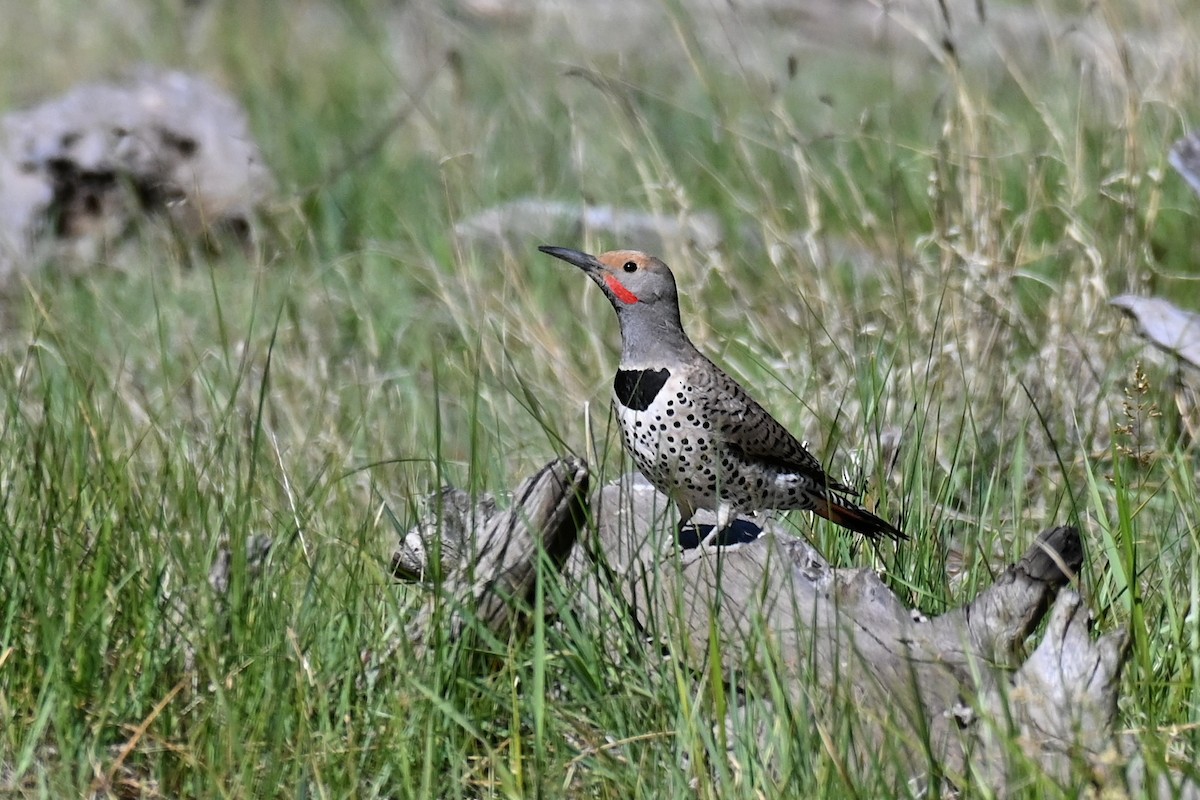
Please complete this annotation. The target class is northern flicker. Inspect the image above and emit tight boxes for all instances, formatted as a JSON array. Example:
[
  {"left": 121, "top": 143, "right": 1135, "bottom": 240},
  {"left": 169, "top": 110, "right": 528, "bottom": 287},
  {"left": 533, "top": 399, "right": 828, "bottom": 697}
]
[{"left": 540, "top": 245, "right": 904, "bottom": 542}]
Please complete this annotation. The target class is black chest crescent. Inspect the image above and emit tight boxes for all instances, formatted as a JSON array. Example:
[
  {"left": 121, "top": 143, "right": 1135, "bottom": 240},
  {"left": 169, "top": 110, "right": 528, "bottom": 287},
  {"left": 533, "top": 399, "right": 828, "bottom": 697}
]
[{"left": 613, "top": 368, "right": 671, "bottom": 411}]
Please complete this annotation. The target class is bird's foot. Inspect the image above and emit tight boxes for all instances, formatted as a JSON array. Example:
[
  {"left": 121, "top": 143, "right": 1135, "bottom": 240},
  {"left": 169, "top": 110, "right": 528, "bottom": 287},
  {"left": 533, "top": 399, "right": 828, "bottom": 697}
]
[
  {"left": 676, "top": 511, "right": 762, "bottom": 550},
  {"left": 715, "top": 503, "right": 735, "bottom": 533},
  {"left": 697, "top": 502, "right": 737, "bottom": 547}
]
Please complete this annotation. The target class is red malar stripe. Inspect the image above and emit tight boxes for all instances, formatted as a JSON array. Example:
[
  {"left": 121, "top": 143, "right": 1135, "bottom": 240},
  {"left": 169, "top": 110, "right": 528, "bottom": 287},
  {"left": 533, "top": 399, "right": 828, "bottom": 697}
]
[{"left": 604, "top": 274, "right": 639, "bottom": 304}]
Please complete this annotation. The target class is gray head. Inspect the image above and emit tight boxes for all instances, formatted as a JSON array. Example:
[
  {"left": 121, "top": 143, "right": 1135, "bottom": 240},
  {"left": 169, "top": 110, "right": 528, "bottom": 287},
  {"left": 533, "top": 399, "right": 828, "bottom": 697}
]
[{"left": 539, "top": 245, "right": 694, "bottom": 365}]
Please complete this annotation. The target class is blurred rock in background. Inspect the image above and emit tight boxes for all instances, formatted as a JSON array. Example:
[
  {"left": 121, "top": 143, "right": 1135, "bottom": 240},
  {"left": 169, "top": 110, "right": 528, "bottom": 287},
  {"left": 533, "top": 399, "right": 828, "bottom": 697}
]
[{"left": 0, "top": 68, "right": 273, "bottom": 277}]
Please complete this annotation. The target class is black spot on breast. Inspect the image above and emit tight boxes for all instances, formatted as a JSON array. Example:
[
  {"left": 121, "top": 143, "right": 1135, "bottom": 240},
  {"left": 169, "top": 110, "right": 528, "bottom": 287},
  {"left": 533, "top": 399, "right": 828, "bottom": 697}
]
[{"left": 614, "top": 368, "right": 670, "bottom": 411}]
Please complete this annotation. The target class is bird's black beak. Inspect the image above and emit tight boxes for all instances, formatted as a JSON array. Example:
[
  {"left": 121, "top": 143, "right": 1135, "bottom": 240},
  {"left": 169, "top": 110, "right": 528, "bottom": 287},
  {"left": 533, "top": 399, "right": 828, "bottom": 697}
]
[{"left": 539, "top": 245, "right": 602, "bottom": 274}]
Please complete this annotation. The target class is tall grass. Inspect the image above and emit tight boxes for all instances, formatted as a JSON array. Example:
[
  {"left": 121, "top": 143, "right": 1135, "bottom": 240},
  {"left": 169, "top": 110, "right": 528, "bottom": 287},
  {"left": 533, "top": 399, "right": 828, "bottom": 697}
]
[{"left": 1, "top": 0, "right": 1199, "bottom": 796}]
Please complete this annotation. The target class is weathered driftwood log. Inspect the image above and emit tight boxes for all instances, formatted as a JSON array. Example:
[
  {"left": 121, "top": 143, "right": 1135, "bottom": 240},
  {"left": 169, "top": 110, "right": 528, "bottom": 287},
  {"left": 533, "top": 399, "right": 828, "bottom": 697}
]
[
  {"left": 572, "top": 472, "right": 1130, "bottom": 791},
  {"left": 395, "top": 458, "right": 587, "bottom": 643},
  {"left": 392, "top": 459, "right": 1173, "bottom": 794}
]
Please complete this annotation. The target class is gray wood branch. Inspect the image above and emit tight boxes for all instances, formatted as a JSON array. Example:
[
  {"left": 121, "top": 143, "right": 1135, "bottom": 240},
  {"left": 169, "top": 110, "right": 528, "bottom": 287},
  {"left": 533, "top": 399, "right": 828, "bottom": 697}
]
[
  {"left": 563, "top": 475, "right": 1111, "bottom": 787},
  {"left": 399, "top": 458, "right": 587, "bottom": 645},
  {"left": 395, "top": 461, "right": 1191, "bottom": 794}
]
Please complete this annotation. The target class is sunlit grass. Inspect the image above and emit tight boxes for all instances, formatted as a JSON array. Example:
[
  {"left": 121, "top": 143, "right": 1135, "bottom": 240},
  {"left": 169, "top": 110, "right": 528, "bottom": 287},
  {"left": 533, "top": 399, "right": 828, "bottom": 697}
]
[{"left": 1, "top": 0, "right": 1199, "bottom": 795}]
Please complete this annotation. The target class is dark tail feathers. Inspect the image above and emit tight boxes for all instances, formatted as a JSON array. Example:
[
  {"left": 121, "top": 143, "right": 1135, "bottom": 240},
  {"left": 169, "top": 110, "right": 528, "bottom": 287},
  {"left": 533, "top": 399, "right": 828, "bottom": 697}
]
[{"left": 812, "top": 493, "right": 906, "bottom": 542}]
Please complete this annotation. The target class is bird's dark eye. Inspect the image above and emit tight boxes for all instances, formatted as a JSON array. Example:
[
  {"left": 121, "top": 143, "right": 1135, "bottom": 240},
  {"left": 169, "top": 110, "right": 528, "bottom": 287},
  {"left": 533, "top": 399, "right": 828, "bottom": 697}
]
[{"left": 623, "top": 261, "right": 638, "bottom": 273}]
